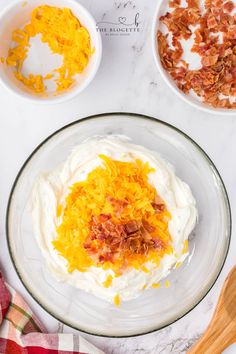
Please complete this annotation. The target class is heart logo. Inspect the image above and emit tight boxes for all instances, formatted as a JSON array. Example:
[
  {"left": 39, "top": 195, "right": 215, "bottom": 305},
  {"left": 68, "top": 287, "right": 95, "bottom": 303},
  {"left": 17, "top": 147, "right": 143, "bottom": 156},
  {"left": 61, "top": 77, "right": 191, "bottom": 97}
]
[{"left": 118, "top": 17, "right": 127, "bottom": 24}]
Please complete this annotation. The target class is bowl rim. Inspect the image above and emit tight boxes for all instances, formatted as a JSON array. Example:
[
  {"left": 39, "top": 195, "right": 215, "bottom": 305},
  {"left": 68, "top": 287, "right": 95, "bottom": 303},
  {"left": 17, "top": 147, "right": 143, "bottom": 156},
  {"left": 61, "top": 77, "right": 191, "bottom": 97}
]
[
  {"left": 0, "top": 0, "right": 102, "bottom": 104},
  {"left": 151, "top": 0, "right": 236, "bottom": 115},
  {"left": 6, "top": 112, "right": 232, "bottom": 338}
]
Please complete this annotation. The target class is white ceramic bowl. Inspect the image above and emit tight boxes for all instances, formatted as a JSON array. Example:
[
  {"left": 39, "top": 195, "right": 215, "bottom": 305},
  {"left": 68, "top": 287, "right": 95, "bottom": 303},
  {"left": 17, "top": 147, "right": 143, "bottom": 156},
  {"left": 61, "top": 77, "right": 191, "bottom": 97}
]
[
  {"left": 152, "top": 0, "right": 236, "bottom": 115},
  {"left": 0, "top": 0, "right": 102, "bottom": 104}
]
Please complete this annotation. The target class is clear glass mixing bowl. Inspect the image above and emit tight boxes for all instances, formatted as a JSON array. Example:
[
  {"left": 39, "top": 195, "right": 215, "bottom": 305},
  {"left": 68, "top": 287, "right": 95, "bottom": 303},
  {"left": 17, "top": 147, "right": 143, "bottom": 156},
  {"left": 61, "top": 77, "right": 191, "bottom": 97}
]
[{"left": 6, "top": 113, "right": 231, "bottom": 337}]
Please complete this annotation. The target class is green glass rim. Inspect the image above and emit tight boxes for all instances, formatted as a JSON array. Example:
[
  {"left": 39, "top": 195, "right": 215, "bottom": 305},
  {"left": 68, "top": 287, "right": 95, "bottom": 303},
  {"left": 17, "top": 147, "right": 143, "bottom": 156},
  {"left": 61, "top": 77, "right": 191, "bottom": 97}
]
[{"left": 6, "top": 112, "right": 232, "bottom": 338}]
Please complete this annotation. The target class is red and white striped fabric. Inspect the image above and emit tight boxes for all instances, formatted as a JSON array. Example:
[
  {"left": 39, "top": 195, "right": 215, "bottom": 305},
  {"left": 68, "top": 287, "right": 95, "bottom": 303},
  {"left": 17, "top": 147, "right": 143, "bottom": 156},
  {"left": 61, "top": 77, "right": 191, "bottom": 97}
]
[{"left": 0, "top": 272, "right": 105, "bottom": 354}]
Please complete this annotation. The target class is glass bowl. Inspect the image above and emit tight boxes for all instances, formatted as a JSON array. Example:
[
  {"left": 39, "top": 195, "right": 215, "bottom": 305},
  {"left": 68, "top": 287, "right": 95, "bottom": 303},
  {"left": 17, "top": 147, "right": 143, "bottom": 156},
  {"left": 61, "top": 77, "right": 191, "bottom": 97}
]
[{"left": 6, "top": 113, "right": 231, "bottom": 337}]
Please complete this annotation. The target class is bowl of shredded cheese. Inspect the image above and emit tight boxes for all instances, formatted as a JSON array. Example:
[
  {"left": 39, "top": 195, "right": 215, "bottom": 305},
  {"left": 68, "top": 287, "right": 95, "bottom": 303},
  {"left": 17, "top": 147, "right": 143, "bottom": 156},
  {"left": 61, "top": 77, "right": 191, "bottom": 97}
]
[{"left": 0, "top": 0, "right": 102, "bottom": 103}]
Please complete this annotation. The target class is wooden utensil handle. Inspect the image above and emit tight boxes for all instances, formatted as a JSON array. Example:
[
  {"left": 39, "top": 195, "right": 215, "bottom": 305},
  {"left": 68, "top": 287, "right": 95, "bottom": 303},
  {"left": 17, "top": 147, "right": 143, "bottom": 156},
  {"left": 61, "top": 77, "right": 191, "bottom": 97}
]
[{"left": 188, "top": 321, "right": 236, "bottom": 354}]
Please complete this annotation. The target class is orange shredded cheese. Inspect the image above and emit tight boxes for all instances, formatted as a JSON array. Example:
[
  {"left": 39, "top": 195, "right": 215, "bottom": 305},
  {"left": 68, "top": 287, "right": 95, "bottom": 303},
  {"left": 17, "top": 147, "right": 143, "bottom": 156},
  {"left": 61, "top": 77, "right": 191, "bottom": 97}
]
[
  {"left": 53, "top": 155, "right": 173, "bottom": 275},
  {"left": 6, "top": 5, "right": 92, "bottom": 93},
  {"left": 114, "top": 294, "right": 121, "bottom": 307},
  {"left": 182, "top": 240, "right": 188, "bottom": 254},
  {"left": 44, "top": 73, "right": 54, "bottom": 80},
  {"left": 56, "top": 204, "right": 63, "bottom": 218},
  {"left": 141, "top": 266, "right": 149, "bottom": 273},
  {"left": 152, "top": 283, "right": 160, "bottom": 288},
  {"left": 15, "top": 72, "right": 45, "bottom": 93},
  {"left": 165, "top": 280, "right": 170, "bottom": 288},
  {"left": 175, "top": 261, "right": 182, "bottom": 269},
  {"left": 103, "top": 275, "right": 113, "bottom": 288},
  {"left": 0, "top": 57, "right": 5, "bottom": 64}
]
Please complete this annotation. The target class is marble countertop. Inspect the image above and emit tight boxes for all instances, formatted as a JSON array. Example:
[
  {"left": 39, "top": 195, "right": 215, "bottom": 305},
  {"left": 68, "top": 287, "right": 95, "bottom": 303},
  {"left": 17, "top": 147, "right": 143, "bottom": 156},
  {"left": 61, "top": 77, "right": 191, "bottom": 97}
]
[{"left": 0, "top": 0, "right": 235, "bottom": 353}]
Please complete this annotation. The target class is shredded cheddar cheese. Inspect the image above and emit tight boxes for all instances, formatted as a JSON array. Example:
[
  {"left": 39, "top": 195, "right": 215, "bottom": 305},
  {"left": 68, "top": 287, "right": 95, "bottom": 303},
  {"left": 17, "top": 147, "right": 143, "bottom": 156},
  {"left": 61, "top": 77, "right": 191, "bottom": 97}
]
[
  {"left": 114, "top": 294, "right": 121, "bottom": 307},
  {"left": 175, "top": 261, "right": 182, "bottom": 269},
  {"left": 15, "top": 72, "right": 45, "bottom": 93},
  {"left": 152, "top": 283, "right": 160, "bottom": 288},
  {"left": 182, "top": 240, "right": 189, "bottom": 254},
  {"left": 53, "top": 155, "right": 173, "bottom": 276},
  {"left": 103, "top": 275, "right": 113, "bottom": 288},
  {"left": 165, "top": 280, "right": 170, "bottom": 288},
  {"left": 6, "top": 5, "right": 92, "bottom": 93},
  {"left": 141, "top": 266, "right": 149, "bottom": 273}
]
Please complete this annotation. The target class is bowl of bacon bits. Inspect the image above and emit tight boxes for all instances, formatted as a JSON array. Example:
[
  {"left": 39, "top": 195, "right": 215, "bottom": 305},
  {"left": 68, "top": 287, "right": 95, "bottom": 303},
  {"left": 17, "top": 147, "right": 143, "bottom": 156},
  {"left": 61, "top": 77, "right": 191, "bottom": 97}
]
[
  {"left": 0, "top": 0, "right": 102, "bottom": 103},
  {"left": 152, "top": 0, "right": 236, "bottom": 113}
]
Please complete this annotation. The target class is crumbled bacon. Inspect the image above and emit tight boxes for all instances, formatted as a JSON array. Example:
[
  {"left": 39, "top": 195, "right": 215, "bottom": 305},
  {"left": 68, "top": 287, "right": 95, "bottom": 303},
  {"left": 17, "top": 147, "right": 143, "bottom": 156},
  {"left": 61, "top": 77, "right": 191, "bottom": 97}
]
[
  {"left": 158, "top": 0, "right": 236, "bottom": 108},
  {"left": 187, "top": 0, "right": 199, "bottom": 8},
  {"left": 106, "top": 196, "right": 129, "bottom": 216},
  {"left": 151, "top": 195, "right": 165, "bottom": 213},
  {"left": 202, "top": 54, "right": 219, "bottom": 66},
  {"left": 125, "top": 220, "right": 139, "bottom": 234},
  {"left": 152, "top": 202, "right": 165, "bottom": 213},
  {"left": 169, "top": 0, "right": 181, "bottom": 8},
  {"left": 223, "top": 1, "right": 234, "bottom": 12},
  {"left": 207, "top": 15, "right": 218, "bottom": 29},
  {"left": 84, "top": 215, "right": 166, "bottom": 266}
]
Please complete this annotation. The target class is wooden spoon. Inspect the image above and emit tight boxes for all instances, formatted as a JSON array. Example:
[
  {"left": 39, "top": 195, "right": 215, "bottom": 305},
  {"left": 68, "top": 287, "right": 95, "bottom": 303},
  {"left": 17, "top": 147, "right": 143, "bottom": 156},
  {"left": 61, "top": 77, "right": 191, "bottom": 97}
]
[{"left": 188, "top": 266, "right": 236, "bottom": 354}]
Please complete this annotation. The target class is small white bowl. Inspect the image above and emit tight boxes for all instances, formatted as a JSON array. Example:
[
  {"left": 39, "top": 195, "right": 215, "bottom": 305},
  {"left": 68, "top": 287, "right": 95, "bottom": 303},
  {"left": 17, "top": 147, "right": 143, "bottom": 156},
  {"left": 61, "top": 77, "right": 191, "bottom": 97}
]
[
  {"left": 0, "top": 0, "right": 102, "bottom": 104},
  {"left": 152, "top": 0, "right": 236, "bottom": 115}
]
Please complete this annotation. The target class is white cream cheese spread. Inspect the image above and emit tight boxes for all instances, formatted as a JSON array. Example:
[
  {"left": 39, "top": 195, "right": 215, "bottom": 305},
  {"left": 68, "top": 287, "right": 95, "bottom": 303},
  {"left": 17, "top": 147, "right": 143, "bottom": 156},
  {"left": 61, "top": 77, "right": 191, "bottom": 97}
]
[{"left": 31, "top": 136, "right": 197, "bottom": 302}]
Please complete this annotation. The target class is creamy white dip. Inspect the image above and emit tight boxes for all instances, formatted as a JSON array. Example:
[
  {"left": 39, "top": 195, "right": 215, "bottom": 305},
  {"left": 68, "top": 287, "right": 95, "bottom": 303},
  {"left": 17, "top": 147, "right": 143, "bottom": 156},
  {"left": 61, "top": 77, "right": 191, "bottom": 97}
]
[{"left": 31, "top": 136, "right": 197, "bottom": 302}]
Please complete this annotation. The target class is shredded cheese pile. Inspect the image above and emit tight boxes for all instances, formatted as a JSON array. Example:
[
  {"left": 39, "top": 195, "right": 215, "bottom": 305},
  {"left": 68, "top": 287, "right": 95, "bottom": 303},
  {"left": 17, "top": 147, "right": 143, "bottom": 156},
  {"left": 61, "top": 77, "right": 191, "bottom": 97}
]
[
  {"left": 5, "top": 5, "right": 92, "bottom": 93},
  {"left": 53, "top": 155, "right": 173, "bottom": 276}
]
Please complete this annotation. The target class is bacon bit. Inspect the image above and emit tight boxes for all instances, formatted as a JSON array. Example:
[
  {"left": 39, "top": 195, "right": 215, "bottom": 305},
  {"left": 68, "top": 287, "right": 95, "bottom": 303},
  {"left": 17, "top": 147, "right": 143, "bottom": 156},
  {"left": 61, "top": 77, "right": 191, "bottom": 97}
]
[
  {"left": 114, "top": 294, "right": 120, "bottom": 307},
  {"left": 215, "top": 0, "right": 224, "bottom": 7},
  {"left": 223, "top": 1, "right": 234, "bottom": 13},
  {"left": 202, "top": 54, "right": 219, "bottom": 66},
  {"left": 169, "top": 0, "right": 181, "bottom": 8},
  {"left": 160, "top": 7, "right": 200, "bottom": 40},
  {"left": 97, "top": 214, "right": 111, "bottom": 223},
  {"left": 187, "top": 0, "right": 199, "bottom": 8},
  {"left": 152, "top": 202, "right": 165, "bottom": 213},
  {"left": 125, "top": 220, "right": 139, "bottom": 234},
  {"left": 205, "top": 0, "right": 212, "bottom": 8},
  {"left": 151, "top": 195, "right": 166, "bottom": 213},
  {"left": 158, "top": 0, "right": 236, "bottom": 108},
  {"left": 142, "top": 219, "right": 156, "bottom": 233},
  {"left": 85, "top": 215, "right": 167, "bottom": 267},
  {"left": 152, "top": 283, "right": 161, "bottom": 288},
  {"left": 194, "top": 29, "right": 203, "bottom": 43},
  {"left": 207, "top": 15, "right": 218, "bottom": 29},
  {"left": 107, "top": 196, "right": 129, "bottom": 216},
  {"left": 180, "top": 59, "right": 189, "bottom": 69}
]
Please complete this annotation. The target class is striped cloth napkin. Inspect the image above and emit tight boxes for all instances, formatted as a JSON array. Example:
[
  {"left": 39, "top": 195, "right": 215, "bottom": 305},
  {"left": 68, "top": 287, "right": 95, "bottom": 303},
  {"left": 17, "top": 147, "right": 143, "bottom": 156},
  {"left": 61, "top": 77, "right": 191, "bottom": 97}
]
[{"left": 0, "top": 272, "right": 105, "bottom": 354}]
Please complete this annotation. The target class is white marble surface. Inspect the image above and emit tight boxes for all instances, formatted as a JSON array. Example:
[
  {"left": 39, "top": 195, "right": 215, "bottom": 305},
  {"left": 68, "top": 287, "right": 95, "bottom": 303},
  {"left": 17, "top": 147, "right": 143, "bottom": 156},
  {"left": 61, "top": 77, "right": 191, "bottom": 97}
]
[{"left": 0, "top": 0, "right": 236, "bottom": 353}]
